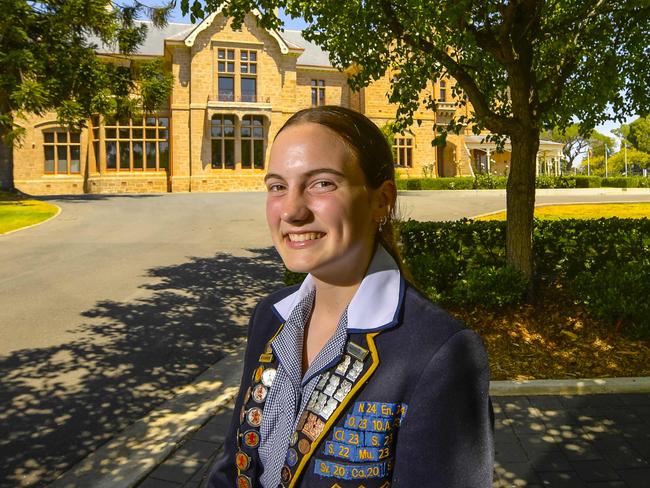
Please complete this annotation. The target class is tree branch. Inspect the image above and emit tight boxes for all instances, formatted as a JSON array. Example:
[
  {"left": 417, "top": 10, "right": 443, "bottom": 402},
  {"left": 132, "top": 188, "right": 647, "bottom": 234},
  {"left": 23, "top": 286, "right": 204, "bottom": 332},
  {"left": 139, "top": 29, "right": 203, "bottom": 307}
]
[{"left": 379, "top": 0, "right": 519, "bottom": 135}]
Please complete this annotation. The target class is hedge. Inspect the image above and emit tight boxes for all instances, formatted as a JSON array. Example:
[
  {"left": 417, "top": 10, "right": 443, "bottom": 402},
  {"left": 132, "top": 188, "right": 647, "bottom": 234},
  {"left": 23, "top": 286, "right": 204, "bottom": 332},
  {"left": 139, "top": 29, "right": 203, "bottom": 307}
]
[
  {"left": 395, "top": 175, "right": 650, "bottom": 190},
  {"left": 400, "top": 218, "right": 650, "bottom": 337}
]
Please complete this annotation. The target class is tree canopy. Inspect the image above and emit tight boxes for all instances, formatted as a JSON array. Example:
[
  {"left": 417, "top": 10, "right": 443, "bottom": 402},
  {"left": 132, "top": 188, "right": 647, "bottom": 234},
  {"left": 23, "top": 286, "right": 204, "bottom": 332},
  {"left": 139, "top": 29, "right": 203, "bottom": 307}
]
[
  {"left": 621, "top": 116, "right": 650, "bottom": 154},
  {"left": 0, "top": 0, "right": 174, "bottom": 189},
  {"left": 581, "top": 148, "right": 650, "bottom": 176},
  {"left": 542, "top": 124, "right": 613, "bottom": 169},
  {"left": 186, "top": 0, "right": 649, "bottom": 285}
]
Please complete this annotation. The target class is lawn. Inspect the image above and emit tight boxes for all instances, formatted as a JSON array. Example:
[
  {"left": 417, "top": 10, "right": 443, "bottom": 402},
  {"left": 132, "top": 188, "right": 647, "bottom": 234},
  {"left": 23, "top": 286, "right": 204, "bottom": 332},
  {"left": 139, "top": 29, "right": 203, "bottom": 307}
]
[
  {"left": 0, "top": 192, "right": 59, "bottom": 234},
  {"left": 478, "top": 202, "right": 650, "bottom": 220}
]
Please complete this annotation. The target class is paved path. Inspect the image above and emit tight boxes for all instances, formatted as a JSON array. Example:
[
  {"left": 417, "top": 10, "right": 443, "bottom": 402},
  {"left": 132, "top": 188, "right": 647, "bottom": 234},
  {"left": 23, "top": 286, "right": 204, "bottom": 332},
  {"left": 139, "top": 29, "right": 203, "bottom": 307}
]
[
  {"left": 136, "top": 393, "right": 650, "bottom": 488},
  {"left": 1, "top": 189, "right": 649, "bottom": 487}
]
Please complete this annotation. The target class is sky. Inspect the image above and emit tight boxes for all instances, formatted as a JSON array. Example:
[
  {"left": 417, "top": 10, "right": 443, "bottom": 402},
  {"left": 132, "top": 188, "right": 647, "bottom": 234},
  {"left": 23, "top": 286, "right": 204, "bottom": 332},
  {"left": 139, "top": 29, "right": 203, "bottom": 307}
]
[{"left": 168, "top": 6, "right": 637, "bottom": 156}]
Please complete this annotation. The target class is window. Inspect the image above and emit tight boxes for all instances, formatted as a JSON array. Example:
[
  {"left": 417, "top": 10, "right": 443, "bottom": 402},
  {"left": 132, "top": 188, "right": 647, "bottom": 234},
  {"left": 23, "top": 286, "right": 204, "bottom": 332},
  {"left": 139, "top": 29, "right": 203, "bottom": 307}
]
[
  {"left": 240, "top": 50, "right": 257, "bottom": 102},
  {"left": 311, "top": 80, "right": 325, "bottom": 106},
  {"left": 216, "top": 47, "right": 259, "bottom": 102},
  {"left": 393, "top": 137, "right": 413, "bottom": 167},
  {"left": 218, "top": 48, "right": 235, "bottom": 101},
  {"left": 438, "top": 80, "right": 447, "bottom": 102},
  {"left": 241, "top": 115, "right": 265, "bottom": 169},
  {"left": 43, "top": 130, "right": 81, "bottom": 174},
  {"left": 211, "top": 114, "right": 235, "bottom": 169},
  {"left": 103, "top": 116, "right": 169, "bottom": 171}
]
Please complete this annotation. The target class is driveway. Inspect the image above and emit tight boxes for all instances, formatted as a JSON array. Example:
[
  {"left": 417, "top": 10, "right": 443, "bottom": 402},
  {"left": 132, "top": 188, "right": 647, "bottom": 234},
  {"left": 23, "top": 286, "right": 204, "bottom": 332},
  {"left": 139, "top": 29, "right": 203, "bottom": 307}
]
[{"left": 1, "top": 189, "right": 649, "bottom": 487}]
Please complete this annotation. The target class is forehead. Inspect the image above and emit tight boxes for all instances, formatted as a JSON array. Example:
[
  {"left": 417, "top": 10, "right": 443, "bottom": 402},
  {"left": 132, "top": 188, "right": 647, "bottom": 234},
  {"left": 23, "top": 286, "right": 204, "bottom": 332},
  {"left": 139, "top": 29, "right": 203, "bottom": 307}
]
[{"left": 268, "top": 122, "right": 361, "bottom": 176}]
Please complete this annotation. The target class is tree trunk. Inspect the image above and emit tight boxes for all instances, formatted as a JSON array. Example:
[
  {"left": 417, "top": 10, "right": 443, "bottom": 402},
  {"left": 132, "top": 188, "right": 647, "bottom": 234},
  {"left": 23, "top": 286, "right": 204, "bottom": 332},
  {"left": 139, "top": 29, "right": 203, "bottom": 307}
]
[
  {"left": 0, "top": 136, "right": 14, "bottom": 192},
  {"left": 506, "top": 129, "right": 540, "bottom": 288}
]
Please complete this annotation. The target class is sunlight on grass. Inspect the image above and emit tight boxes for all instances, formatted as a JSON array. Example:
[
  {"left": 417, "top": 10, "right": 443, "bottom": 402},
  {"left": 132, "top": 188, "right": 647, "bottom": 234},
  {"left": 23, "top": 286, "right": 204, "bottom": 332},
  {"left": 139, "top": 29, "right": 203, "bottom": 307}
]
[
  {"left": 0, "top": 192, "right": 59, "bottom": 234},
  {"left": 478, "top": 202, "right": 650, "bottom": 220}
]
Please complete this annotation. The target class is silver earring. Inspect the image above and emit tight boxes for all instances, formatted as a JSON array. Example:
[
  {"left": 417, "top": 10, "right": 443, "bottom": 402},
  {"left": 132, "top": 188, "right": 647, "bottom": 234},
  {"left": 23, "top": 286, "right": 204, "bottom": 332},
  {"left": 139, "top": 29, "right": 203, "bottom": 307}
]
[{"left": 378, "top": 216, "right": 387, "bottom": 232}]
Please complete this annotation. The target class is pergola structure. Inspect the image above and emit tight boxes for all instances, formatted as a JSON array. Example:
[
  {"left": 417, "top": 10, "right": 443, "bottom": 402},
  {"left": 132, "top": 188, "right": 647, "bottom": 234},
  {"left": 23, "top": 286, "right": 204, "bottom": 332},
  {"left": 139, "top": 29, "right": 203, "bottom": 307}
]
[{"left": 464, "top": 135, "right": 564, "bottom": 176}]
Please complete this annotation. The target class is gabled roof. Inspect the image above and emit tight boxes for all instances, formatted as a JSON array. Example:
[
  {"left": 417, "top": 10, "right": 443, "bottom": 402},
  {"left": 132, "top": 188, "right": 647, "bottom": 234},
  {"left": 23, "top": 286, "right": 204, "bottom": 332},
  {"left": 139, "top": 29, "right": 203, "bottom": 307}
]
[{"left": 90, "top": 14, "right": 333, "bottom": 68}]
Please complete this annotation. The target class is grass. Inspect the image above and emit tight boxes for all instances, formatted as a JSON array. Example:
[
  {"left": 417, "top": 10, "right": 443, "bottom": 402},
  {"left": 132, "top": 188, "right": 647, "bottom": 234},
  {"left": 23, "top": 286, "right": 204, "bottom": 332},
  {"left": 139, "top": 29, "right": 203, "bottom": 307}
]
[
  {"left": 0, "top": 191, "right": 59, "bottom": 234},
  {"left": 478, "top": 202, "right": 650, "bottom": 220}
]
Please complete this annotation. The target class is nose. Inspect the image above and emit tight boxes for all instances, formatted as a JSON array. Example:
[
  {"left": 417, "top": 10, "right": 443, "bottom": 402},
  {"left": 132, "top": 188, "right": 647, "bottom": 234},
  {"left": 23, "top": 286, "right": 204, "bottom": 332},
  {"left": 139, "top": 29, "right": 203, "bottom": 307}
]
[{"left": 281, "top": 188, "right": 311, "bottom": 223}]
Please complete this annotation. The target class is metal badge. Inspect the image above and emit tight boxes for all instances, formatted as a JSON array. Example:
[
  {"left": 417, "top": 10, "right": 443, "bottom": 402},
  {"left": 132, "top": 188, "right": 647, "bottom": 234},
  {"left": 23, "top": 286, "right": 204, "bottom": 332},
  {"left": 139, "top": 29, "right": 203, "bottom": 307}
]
[
  {"left": 236, "top": 474, "right": 252, "bottom": 488},
  {"left": 239, "top": 405, "right": 246, "bottom": 425},
  {"left": 306, "top": 389, "right": 320, "bottom": 412},
  {"left": 261, "top": 367, "right": 277, "bottom": 387},
  {"left": 252, "top": 366, "right": 264, "bottom": 384},
  {"left": 242, "top": 386, "right": 252, "bottom": 405},
  {"left": 246, "top": 407, "right": 263, "bottom": 427},
  {"left": 281, "top": 465, "right": 292, "bottom": 483},
  {"left": 252, "top": 383, "right": 268, "bottom": 403},
  {"left": 320, "top": 397, "right": 339, "bottom": 420},
  {"left": 258, "top": 352, "right": 274, "bottom": 363},
  {"left": 335, "top": 354, "right": 351, "bottom": 375},
  {"left": 235, "top": 450, "right": 251, "bottom": 471},
  {"left": 286, "top": 447, "right": 298, "bottom": 467},
  {"left": 314, "top": 392, "right": 328, "bottom": 414},
  {"left": 346, "top": 341, "right": 369, "bottom": 361},
  {"left": 301, "top": 412, "right": 325, "bottom": 441},
  {"left": 289, "top": 431, "right": 298, "bottom": 446},
  {"left": 316, "top": 371, "right": 330, "bottom": 391},
  {"left": 242, "top": 429, "right": 260, "bottom": 448},
  {"left": 346, "top": 360, "right": 364, "bottom": 382},
  {"left": 333, "top": 379, "right": 353, "bottom": 402},
  {"left": 298, "top": 437, "right": 311, "bottom": 454},
  {"left": 323, "top": 375, "right": 341, "bottom": 397}
]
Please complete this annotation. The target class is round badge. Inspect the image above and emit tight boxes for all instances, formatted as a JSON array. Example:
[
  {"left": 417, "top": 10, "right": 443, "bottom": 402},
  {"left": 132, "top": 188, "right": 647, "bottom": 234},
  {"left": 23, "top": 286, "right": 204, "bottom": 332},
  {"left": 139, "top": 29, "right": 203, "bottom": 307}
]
[
  {"left": 261, "top": 367, "right": 277, "bottom": 387},
  {"left": 286, "top": 447, "right": 298, "bottom": 467},
  {"left": 246, "top": 407, "right": 263, "bottom": 427},
  {"left": 298, "top": 438, "right": 310, "bottom": 454},
  {"left": 235, "top": 450, "right": 250, "bottom": 471},
  {"left": 243, "top": 429, "right": 260, "bottom": 448},
  {"left": 289, "top": 431, "right": 298, "bottom": 446},
  {"left": 252, "top": 383, "right": 268, "bottom": 403},
  {"left": 281, "top": 465, "right": 292, "bottom": 483},
  {"left": 252, "top": 366, "right": 264, "bottom": 383},
  {"left": 243, "top": 386, "right": 252, "bottom": 405},
  {"left": 237, "top": 474, "right": 252, "bottom": 488},
  {"left": 239, "top": 405, "right": 246, "bottom": 425}
]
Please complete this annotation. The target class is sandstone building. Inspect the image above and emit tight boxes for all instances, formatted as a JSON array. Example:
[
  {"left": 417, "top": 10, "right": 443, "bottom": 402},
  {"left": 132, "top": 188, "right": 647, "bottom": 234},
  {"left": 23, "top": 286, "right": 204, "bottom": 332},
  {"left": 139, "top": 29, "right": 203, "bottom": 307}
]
[{"left": 12, "top": 10, "right": 562, "bottom": 195}]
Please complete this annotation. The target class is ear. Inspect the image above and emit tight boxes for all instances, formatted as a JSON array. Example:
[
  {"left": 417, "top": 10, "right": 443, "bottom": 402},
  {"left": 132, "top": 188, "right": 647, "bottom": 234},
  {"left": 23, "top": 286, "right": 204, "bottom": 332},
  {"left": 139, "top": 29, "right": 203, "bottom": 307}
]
[{"left": 373, "top": 180, "right": 397, "bottom": 221}]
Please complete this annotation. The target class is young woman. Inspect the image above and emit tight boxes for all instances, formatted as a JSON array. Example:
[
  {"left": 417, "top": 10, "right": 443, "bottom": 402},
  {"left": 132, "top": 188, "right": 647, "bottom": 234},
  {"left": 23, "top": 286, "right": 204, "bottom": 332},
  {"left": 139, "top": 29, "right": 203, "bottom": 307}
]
[{"left": 208, "top": 106, "right": 494, "bottom": 488}]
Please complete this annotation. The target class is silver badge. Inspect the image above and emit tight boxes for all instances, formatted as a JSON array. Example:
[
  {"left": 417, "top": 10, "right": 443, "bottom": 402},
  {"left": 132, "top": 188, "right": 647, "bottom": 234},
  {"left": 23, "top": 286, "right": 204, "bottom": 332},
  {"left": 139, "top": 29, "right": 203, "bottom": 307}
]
[
  {"left": 314, "top": 392, "right": 328, "bottom": 413},
  {"left": 333, "top": 379, "right": 353, "bottom": 402},
  {"left": 320, "top": 397, "right": 339, "bottom": 420},
  {"left": 261, "top": 368, "right": 277, "bottom": 387},
  {"left": 323, "top": 375, "right": 341, "bottom": 396},
  {"left": 346, "top": 360, "right": 364, "bottom": 382},
  {"left": 306, "top": 389, "right": 320, "bottom": 412},
  {"left": 335, "top": 354, "right": 351, "bottom": 376},
  {"left": 316, "top": 371, "right": 330, "bottom": 391}
]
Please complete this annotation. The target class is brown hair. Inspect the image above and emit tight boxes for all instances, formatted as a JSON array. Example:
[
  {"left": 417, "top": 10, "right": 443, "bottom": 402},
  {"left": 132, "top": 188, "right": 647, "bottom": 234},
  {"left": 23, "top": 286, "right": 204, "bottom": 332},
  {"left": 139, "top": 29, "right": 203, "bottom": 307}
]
[{"left": 276, "top": 106, "right": 404, "bottom": 271}]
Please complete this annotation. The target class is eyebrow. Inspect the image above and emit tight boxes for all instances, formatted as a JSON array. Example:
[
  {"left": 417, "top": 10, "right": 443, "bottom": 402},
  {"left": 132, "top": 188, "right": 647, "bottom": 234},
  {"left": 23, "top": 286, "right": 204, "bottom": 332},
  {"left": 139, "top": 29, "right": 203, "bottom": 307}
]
[{"left": 264, "top": 168, "right": 346, "bottom": 182}]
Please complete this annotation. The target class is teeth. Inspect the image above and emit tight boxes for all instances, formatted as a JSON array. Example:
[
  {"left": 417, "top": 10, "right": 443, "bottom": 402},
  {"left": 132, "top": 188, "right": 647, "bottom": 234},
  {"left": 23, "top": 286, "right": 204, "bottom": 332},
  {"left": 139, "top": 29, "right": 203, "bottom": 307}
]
[{"left": 287, "top": 232, "right": 324, "bottom": 242}]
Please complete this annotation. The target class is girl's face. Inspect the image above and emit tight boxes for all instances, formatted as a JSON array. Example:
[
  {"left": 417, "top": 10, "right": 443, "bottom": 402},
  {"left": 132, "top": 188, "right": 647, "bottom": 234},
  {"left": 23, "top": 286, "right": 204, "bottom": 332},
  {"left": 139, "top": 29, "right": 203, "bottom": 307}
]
[{"left": 265, "top": 122, "right": 388, "bottom": 284}]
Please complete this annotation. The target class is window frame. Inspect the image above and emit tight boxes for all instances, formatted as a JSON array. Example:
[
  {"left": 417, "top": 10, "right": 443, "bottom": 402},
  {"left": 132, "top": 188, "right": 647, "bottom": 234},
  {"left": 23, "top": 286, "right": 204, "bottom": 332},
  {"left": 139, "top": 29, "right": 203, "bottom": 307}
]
[
  {"left": 311, "top": 79, "right": 326, "bottom": 106},
  {"left": 240, "top": 115, "right": 265, "bottom": 170},
  {"left": 43, "top": 129, "right": 81, "bottom": 175},
  {"left": 211, "top": 114, "right": 236, "bottom": 170},
  {"left": 215, "top": 46, "right": 259, "bottom": 103},
  {"left": 393, "top": 136, "right": 414, "bottom": 168},
  {"left": 102, "top": 116, "right": 169, "bottom": 172}
]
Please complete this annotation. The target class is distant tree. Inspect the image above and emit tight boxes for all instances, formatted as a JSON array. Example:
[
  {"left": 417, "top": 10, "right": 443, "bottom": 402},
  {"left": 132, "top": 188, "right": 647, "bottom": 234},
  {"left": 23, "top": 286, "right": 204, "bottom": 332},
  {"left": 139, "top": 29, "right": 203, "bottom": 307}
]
[
  {"left": 625, "top": 116, "right": 650, "bottom": 154},
  {"left": 580, "top": 148, "right": 650, "bottom": 176},
  {"left": 185, "top": 0, "right": 650, "bottom": 287},
  {"left": 589, "top": 132, "right": 615, "bottom": 158},
  {"left": 0, "top": 1, "right": 174, "bottom": 191},
  {"left": 542, "top": 124, "right": 612, "bottom": 169}
]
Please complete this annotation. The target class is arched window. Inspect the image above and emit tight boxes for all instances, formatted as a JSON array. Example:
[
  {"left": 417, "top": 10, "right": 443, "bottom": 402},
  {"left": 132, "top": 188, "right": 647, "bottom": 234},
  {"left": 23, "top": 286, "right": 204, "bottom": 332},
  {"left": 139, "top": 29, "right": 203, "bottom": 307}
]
[
  {"left": 43, "top": 130, "right": 81, "bottom": 174},
  {"left": 211, "top": 114, "right": 236, "bottom": 169},
  {"left": 241, "top": 115, "right": 265, "bottom": 169}
]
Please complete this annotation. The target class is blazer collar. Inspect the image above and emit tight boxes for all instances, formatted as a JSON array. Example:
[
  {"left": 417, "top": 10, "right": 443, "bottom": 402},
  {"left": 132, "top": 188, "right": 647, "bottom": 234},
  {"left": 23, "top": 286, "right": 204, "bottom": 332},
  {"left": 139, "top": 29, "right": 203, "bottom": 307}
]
[{"left": 272, "top": 245, "right": 405, "bottom": 333}]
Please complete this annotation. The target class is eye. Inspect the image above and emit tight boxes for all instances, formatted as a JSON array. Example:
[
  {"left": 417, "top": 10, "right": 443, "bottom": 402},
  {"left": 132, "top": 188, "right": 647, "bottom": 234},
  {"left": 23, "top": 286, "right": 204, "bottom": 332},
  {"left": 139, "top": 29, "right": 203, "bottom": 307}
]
[
  {"left": 310, "top": 180, "right": 336, "bottom": 192},
  {"left": 266, "top": 182, "right": 286, "bottom": 193}
]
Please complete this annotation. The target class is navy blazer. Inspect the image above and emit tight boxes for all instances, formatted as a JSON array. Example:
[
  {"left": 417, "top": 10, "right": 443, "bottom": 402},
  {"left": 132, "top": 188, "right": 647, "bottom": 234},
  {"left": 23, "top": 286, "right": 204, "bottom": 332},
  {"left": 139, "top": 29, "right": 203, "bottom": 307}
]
[{"left": 208, "top": 282, "right": 494, "bottom": 487}]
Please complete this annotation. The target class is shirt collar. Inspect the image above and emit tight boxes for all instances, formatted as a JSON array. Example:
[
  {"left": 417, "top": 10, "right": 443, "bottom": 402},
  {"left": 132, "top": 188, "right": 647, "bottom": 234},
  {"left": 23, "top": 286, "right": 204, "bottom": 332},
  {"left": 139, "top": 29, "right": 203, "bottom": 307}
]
[{"left": 272, "top": 245, "right": 405, "bottom": 333}]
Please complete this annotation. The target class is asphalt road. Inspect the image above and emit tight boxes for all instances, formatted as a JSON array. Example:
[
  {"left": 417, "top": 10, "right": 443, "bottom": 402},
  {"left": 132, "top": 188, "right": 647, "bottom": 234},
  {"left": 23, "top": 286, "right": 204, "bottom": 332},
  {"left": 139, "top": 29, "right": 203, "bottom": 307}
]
[{"left": 1, "top": 189, "right": 649, "bottom": 487}]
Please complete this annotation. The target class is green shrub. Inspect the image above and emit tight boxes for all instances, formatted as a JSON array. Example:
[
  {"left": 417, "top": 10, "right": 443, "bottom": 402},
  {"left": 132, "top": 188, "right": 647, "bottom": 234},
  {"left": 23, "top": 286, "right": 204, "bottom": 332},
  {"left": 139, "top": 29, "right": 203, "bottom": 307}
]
[
  {"left": 639, "top": 177, "right": 650, "bottom": 188},
  {"left": 396, "top": 179, "right": 407, "bottom": 190},
  {"left": 535, "top": 175, "right": 577, "bottom": 189},
  {"left": 284, "top": 269, "right": 306, "bottom": 287},
  {"left": 572, "top": 261, "right": 650, "bottom": 338},
  {"left": 574, "top": 176, "right": 602, "bottom": 188},
  {"left": 602, "top": 177, "right": 640, "bottom": 188},
  {"left": 449, "top": 265, "right": 528, "bottom": 308},
  {"left": 406, "top": 179, "right": 422, "bottom": 190},
  {"left": 473, "top": 174, "right": 507, "bottom": 189}
]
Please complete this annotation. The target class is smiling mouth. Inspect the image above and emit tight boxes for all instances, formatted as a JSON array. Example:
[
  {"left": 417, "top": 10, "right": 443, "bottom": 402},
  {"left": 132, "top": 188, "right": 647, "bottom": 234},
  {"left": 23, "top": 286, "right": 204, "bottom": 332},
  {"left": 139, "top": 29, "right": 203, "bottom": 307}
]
[{"left": 286, "top": 232, "right": 325, "bottom": 242}]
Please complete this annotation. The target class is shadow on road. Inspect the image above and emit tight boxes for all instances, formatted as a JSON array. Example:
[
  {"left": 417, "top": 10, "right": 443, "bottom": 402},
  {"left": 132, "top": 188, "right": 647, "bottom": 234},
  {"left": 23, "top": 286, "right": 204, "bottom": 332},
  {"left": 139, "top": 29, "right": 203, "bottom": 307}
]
[
  {"left": 37, "top": 194, "right": 164, "bottom": 202},
  {"left": 0, "top": 247, "right": 284, "bottom": 488}
]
